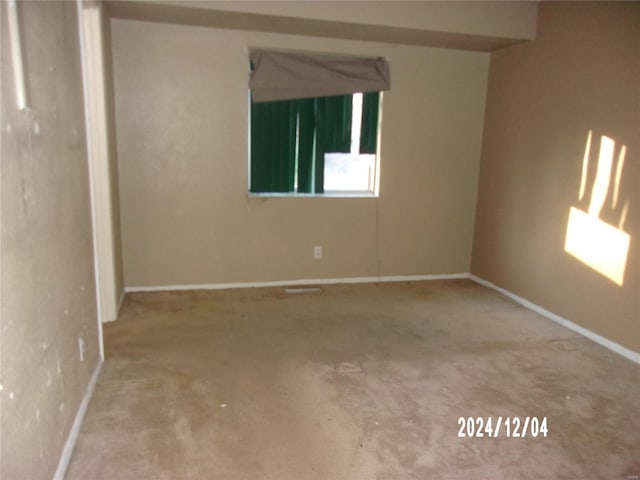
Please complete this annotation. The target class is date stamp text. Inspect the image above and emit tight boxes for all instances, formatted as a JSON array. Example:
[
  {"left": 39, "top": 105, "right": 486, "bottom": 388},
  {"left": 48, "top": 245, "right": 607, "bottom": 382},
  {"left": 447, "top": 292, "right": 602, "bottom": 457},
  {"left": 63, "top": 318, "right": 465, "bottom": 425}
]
[{"left": 457, "top": 416, "right": 548, "bottom": 438}]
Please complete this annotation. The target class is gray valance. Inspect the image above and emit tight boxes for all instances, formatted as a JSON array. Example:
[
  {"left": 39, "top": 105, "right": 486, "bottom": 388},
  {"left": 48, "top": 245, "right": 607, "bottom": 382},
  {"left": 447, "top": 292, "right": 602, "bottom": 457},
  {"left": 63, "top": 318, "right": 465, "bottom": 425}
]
[{"left": 249, "top": 49, "right": 390, "bottom": 103}]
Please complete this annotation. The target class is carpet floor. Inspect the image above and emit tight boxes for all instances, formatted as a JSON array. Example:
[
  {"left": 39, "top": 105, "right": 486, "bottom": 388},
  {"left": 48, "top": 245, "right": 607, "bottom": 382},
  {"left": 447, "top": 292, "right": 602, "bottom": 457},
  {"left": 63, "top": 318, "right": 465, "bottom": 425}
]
[{"left": 65, "top": 279, "right": 640, "bottom": 479}]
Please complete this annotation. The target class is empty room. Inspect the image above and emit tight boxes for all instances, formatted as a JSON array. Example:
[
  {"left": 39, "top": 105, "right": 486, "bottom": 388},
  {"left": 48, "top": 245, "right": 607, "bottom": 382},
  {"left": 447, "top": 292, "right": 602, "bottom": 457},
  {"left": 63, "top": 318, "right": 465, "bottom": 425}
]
[{"left": 1, "top": 1, "right": 638, "bottom": 479}]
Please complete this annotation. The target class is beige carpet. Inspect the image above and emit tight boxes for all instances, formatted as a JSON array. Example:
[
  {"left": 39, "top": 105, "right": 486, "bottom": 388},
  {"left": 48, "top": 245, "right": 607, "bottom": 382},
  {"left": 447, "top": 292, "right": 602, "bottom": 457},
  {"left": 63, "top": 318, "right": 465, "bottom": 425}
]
[{"left": 65, "top": 280, "right": 640, "bottom": 479}]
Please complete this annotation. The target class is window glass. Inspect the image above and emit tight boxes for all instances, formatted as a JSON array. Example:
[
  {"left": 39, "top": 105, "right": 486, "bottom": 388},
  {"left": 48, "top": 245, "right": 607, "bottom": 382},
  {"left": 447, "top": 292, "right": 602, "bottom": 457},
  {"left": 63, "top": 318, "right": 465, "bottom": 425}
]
[{"left": 250, "top": 92, "right": 380, "bottom": 195}]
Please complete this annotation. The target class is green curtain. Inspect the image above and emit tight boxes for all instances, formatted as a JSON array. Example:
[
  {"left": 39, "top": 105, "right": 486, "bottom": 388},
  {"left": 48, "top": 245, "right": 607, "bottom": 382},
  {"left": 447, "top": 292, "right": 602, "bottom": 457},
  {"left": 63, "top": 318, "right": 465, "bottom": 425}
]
[
  {"left": 359, "top": 92, "right": 380, "bottom": 154},
  {"left": 313, "top": 94, "right": 353, "bottom": 193},
  {"left": 294, "top": 98, "right": 316, "bottom": 194},
  {"left": 251, "top": 93, "right": 354, "bottom": 194},
  {"left": 315, "top": 95, "right": 353, "bottom": 153},
  {"left": 250, "top": 98, "right": 297, "bottom": 193}
]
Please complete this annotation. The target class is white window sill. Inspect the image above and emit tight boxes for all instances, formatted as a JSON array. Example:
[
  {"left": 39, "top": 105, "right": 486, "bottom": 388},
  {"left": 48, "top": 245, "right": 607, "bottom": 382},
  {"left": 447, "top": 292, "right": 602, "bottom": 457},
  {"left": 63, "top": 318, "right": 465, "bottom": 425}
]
[{"left": 248, "top": 191, "right": 378, "bottom": 199}]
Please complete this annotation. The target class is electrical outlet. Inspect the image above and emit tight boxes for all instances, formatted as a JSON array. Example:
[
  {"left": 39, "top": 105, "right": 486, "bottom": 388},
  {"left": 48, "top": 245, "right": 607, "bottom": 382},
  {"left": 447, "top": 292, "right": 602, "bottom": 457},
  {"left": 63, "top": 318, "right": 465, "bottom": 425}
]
[
  {"left": 314, "top": 245, "right": 323, "bottom": 260},
  {"left": 78, "top": 337, "right": 85, "bottom": 362}
]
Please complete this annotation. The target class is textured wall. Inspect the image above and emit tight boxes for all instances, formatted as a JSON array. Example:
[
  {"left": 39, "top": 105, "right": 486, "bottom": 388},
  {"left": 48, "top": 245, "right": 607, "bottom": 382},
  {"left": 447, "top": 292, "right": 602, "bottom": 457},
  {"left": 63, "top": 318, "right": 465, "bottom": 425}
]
[
  {"left": 151, "top": 0, "right": 539, "bottom": 41},
  {"left": 1, "top": 2, "right": 100, "bottom": 479},
  {"left": 111, "top": 19, "right": 489, "bottom": 287},
  {"left": 472, "top": 2, "right": 639, "bottom": 352}
]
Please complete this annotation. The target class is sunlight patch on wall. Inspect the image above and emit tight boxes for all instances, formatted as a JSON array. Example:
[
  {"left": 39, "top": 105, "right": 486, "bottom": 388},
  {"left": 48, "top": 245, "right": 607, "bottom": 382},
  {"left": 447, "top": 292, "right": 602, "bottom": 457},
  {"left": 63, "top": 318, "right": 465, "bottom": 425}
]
[{"left": 564, "top": 131, "right": 630, "bottom": 286}]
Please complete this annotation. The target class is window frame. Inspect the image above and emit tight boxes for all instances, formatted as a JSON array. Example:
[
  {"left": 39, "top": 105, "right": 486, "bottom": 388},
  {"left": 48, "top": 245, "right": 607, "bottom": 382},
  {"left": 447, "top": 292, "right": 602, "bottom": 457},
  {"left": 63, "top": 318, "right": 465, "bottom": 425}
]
[{"left": 247, "top": 91, "right": 382, "bottom": 198}]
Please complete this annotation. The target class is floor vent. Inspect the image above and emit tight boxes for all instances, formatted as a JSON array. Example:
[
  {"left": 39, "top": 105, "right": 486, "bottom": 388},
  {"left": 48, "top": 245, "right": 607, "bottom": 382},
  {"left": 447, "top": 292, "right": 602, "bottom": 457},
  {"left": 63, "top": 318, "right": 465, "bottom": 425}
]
[{"left": 284, "top": 287, "right": 322, "bottom": 294}]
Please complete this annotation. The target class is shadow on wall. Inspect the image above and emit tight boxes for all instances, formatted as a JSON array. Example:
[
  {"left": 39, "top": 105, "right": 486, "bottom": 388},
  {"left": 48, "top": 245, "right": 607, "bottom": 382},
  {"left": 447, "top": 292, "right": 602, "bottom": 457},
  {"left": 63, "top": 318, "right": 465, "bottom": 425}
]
[{"left": 564, "top": 130, "right": 630, "bottom": 286}]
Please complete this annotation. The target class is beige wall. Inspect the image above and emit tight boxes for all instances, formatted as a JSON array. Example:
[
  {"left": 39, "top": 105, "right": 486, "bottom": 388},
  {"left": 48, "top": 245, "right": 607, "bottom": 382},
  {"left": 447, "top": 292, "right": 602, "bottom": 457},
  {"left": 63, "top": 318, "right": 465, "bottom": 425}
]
[
  {"left": 112, "top": 19, "right": 489, "bottom": 287},
  {"left": 1, "top": 2, "right": 101, "bottom": 479},
  {"left": 185, "top": 0, "right": 538, "bottom": 39},
  {"left": 126, "top": 0, "right": 538, "bottom": 50},
  {"left": 472, "top": 2, "right": 639, "bottom": 352}
]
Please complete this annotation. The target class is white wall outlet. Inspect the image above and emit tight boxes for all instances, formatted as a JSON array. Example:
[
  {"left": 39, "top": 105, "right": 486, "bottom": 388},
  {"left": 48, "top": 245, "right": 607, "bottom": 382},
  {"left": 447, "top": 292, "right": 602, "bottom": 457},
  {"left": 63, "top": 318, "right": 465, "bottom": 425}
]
[
  {"left": 78, "top": 337, "right": 85, "bottom": 362},
  {"left": 314, "top": 245, "right": 323, "bottom": 260}
]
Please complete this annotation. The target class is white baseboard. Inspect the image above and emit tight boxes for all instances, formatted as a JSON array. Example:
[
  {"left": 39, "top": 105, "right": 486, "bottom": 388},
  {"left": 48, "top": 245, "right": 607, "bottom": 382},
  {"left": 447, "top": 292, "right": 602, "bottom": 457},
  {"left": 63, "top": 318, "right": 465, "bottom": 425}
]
[
  {"left": 124, "top": 273, "right": 471, "bottom": 293},
  {"left": 53, "top": 360, "right": 102, "bottom": 480},
  {"left": 470, "top": 274, "right": 640, "bottom": 365}
]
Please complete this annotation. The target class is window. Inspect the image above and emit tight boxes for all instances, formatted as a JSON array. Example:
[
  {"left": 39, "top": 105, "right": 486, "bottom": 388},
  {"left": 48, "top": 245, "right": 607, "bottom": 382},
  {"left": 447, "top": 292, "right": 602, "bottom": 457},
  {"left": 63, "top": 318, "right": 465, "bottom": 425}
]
[
  {"left": 324, "top": 92, "right": 378, "bottom": 193},
  {"left": 250, "top": 91, "right": 381, "bottom": 195},
  {"left": 247, "top": 48, "right": 390, "bottom": 196}
]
